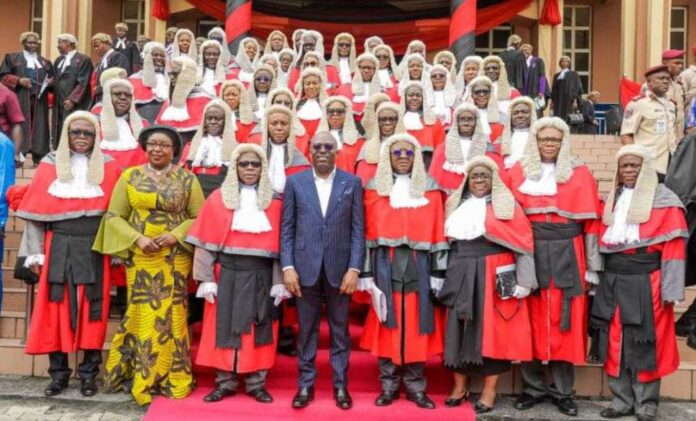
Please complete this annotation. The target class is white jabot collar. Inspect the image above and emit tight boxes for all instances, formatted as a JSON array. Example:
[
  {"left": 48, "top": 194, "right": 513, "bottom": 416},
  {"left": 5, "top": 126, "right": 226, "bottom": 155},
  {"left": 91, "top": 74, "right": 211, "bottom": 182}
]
[
  {"left": 445, "top": 195, "right": 487, "bottom": 240},
  {"left": 403, "top": 111, "right": 423, "bottom": 130},
  {"left": 101, "top": 116, "right": 138, "bottom": 151},
  {"left": 519, "top": 162, "right": 557, "bottom": 196},
  {"left": 389, "top": 174, "right": 429, "bottom": 209},
  {"left": 504, "top": 129, "right": 529, "bottom": 169},
  {"left": 269, "top": 142, "right": 287, "bottom": 193},
  {"left": 231, "top": 185, "right": 272, "bottom": 233},
  {"left": 602, "top": 188, "right": 641, "bottom": 245},
  {"left": 296, "top": 98, "right": 323, "bottom": 120},
  {"left": 48, "top": 153, "right": 104, "bottom": 199}
]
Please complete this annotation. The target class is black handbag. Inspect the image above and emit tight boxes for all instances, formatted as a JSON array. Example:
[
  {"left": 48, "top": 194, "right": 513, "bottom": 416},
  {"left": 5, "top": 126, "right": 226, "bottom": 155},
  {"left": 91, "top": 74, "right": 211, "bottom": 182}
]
[
  {"left": 495, "top": 264, "right": 517, "bottom": 299},
  {"left": 567, "top": 111, "right": 584, "bottom": 126}
]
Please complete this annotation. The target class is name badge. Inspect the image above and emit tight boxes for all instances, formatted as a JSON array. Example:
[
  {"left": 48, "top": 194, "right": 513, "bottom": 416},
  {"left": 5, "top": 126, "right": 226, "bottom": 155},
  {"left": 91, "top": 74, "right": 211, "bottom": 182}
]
[{"left": 656, "top": 118, "right": 667, "bottom": 134}]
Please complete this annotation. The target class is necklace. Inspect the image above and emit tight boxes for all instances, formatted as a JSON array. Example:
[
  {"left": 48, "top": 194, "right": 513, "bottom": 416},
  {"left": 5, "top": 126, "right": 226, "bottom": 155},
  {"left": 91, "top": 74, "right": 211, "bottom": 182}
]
[{"left": 147, "top": 163, "right": 172, "bottom": 177}]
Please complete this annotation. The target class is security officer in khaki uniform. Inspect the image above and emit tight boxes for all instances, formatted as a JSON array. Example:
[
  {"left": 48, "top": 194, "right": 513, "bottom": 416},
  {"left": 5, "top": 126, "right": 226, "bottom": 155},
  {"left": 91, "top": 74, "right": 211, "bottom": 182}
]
[
  {"left": 662, "top": 49, "right": 686, "bottom": 139},
  {"left": 678, "top": 44, "right": 696, "bottom": 110},
  {"left": 621, "top": 65, "right": 676, "bottom": 181}
]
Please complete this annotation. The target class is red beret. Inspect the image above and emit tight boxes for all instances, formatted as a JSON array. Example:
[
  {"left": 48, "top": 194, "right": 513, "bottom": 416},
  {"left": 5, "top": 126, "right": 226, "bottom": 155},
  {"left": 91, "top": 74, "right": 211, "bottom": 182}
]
[
  {"left": 644, "top": 65, "right": 670, "bottom": 78},
  {"left": 662, "top": 49, "right": 685, "bottom": 60}
]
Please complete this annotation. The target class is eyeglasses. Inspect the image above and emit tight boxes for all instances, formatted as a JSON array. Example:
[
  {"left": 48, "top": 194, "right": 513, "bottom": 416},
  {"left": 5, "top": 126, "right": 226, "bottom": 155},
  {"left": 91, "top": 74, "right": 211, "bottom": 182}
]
[
  {"left": 472, "top": 89, "right": 490, "bottom": 96},
  {"left": 375, "top": 54, "right": 389, "bottom": 59},
  {"left": 469, "top": 173, "right": 492, "bottom": 181},
  {"left": 378, "top": 116, "right": 398, "bottom": 124},
  {"left": 146, "top": 142, "right": 174, "bottom": 150},
  {"left": 537, "top": 137, "right": 563, "bottom": 145},
  {"left": 431, "top": 73, "right": 446, "bottom": 80},
  {"left": 112, "top": 91, "right": 133, "bottom": 98},
  {"left": 255, "top": 76, "right": 271, "bottom": 83},
  {"left": 237, "top": 160, "right": 262, "bottom": 168},
  {"left": 327, "top": 108, "right": 346, "bottom": 115},
  {"left": 273, "top": 100, "right": 293, "bottom": 107},
  {"left": 457, "top": 116, "right": 476, "bottom": 124},
  {"left": 68, "top": 129, "right": 96, "bottom": 139},
  {"left": 359, "top": 65, "right": 375, "bottom": 71},
  {"left": 337, "top": 42, "right": 351, "bottom": 48},
  {"left": 312, "top": 143, "right": 335, "bottom": 152},
  {"left": 391, "top": 149, "right": 415, "bottom": 158}
]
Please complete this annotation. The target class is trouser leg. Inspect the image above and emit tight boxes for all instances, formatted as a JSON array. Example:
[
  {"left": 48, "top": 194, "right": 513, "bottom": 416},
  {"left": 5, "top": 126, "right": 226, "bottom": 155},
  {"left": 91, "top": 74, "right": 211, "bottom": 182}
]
[
  {"left": 244, "top": 370, "right": 268, "bottom": 393},
  {"left": 323, "top": 275, "right": 351, "bottom": 389},
  {"left": 546, "top": 360, "right": 575, "bottom": 399},
  {"left": 632, "top": 377, "right": 660, "bottom": 417},
  {"left": 378, "top": 358, "right": 401, "bottom": 392},
  {"left": 520, "top": 360, "right": 548, "bottom": 398},
  {"left": 608, "top": 367, "right": 635, "bottom": 412},
  {"left": 48, "top": 352, "right": 72, "bottom": 383},
  {"left": 401, "top": 362, "right": 426, "bottom": 394},
  {"left": 77, "top": 350, "right": 102, "bottom": 380},
  {"left": 295, "top": 282, "right": 322, "bottom": 388},
  {"left": 215, "top": 370, "right": 239, "bottom": 392}
]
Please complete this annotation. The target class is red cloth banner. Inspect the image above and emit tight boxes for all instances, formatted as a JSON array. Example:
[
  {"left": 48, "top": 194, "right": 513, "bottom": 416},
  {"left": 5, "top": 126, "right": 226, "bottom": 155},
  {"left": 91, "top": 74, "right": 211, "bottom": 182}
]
[
  {"left": 539, "top": 0, "right": 562, "bottom": 26},
  {"left": 449, "top": 0, "right": 477, "bottom": 47},
  {"left": 620, "top": 76, "right": 642, "bottom": 109},
  {"left": 225, "top": 1, "right": 252, "bottom": 43},
  {"left": 152, "top": 0, "right": 170, "bottom": 21}
]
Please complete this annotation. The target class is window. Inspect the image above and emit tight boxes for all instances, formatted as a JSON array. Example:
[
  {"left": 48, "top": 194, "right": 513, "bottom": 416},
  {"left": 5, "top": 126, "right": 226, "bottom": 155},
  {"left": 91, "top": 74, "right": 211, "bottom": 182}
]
[
  {"left": 563, "top": 5, "right": 592, "bottom": 93},
  {"left": 122, "top": 0, "right": 146, "bottom": 36},
  {"left": 475, "top": 24, "right": 513, "bottom": 57},
  {"left": 30, "top": 0, "right": 43, "bottom": 41},
  {"left": 670, "top": 7, "right": 688, "bottom": 50},
  {"left": 198, "top": 18, "right": 223, "bottom": 39}
]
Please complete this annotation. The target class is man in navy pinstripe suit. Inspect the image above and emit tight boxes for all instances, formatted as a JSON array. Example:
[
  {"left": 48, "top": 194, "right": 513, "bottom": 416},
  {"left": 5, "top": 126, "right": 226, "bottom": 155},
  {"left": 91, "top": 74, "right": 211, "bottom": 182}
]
[{"left": 280, "top": 132, "right": 365, "bottom": 410}]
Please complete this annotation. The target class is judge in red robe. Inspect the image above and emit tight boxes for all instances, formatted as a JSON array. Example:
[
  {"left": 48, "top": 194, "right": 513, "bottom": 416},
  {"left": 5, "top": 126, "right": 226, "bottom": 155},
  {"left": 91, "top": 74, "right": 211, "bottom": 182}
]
[
  {"left": 227, "top": 37, "right": 260, "bottom": 86},
  {"left": 294, "top": 67, "right": 327, "bottom": 140},
  {"left": 220, "top": 80, "right": 257, "bottom": 143},
  {"left": 372, "top": 45, "right": 401, "bottom": 104},
  {"left": 591, "top": 145, "right": 687, "bottom": 420},
  {"left": 356, "top": 101, "right": 407, "bottom": 185},
  {"left": 429, "top": 103, "right": 508, "bottom": 191},
  {"left": 498, "top": 96, "right": 537, "bottom": 170},
  {"left": 187, "top": 143, "right": 280, "bottom": 404},
  {"left": 462, "top": 76, "right": 505, "bottom": 142},
  {"left": 314, "top": 95, "right": 364, "bottom": 173},
  {"left": 129, "top": 42, "right": 168, "bottom": 123},
  {"left": 98, "top": 79, "right": 148, "bottom": 169},
  {"left": 180, "top": 99, "right": 238, "bottom": 198},
  {"left": 328, "top": 32, "right": 357, "bottom": 90},
  {"left": 197, "top": 40, "right": 230, "bottom": 99},
  {"left": 400, "top": 81, "right": 446, "bottom": 169},
  {"left": 425, "top": 64, "right": 457, "bottom": 129},
  {"left": 155, "top": 56, "right": 210, "bottom": 145},
  {"left": 509, "top": 117, "right": 602, "bottom": 417},
  {"left": 18, "top": 111, "right": 121, "bottom": 397},
  {"left": 333, "top": 53, "right": 383, "bottom": 117},
  {"left": 288, "top": 31, "right": 340, "bottom": 92},
  {"left": 440, "top": 155, "right": 536, "bottom": 413},
  {"left": 359, "top": 133, "right": 447, "bottom": 409},
  {"left": 480, "top": 56, "right": 522, "bottom": 116}
]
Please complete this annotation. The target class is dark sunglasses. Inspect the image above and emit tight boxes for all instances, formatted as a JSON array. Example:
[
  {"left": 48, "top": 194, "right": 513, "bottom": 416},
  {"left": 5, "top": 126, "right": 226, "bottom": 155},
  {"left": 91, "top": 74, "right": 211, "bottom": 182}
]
[
  {"left": 273, "top": 100, "right": 293, "bottom": 107},
  {"left": 69, "top": 129, "right": 96, "bottom": 139},
  {"left": 391, "top": 149, "right": 415, "bottom": 158},
  {"left": 337, "top": 42, "right": 351, "bottom": 48},
  {"left": 375, "top": 54, "right": 389, "bottom": 59},
  {"left": 112, "top": 91, "right": 133, "bottom": 98},
  {"left": 327, "top": 108, "right": 346, "bottom": 115},
  {"left": 312, "top": 143, "right": 335, "bottom": 152},
  {"left": 431, "top": 73, "right": 446, "bottom": 80},
  {"left": 255, "top": 76, "right": 272, "bottom": 83},
  {"left": 237, "top": 160, "right": 262, "bottom": 168},
  {"left": 472, "top": 89, "right": 490, "bottom": 96}
]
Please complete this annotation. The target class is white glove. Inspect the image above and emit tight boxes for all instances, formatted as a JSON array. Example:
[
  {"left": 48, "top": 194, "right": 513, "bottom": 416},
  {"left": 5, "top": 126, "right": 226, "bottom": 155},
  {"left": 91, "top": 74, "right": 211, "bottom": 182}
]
[
  {"left": 512, "top": 285, "right": 531, "bottom": 299},
  {"left": 23, "top": 254, "right": 45, "bottom": 268},
  {"left": 430, "top": 277, "right": 445, "bottom": 297},
  {"left": 585, "top": 271, "right": 600, "bottom": 285},
  {"left": 110, "top": 256, "right": 123, "bottom": 266},
  {"left": 360, "top": 277, "right": 387, "bottom": 322},
  {"left": 196, "top": 281, "right": 218, "bottom": 304},
  {"left": 270, "top": 284, "right": 292, "bottom": 306}
]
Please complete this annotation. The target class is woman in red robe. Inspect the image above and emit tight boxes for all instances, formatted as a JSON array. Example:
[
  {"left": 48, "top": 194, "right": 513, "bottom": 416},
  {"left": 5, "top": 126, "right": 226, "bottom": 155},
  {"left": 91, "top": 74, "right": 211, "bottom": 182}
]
[
  {"left": 315, "top": 95, "right": 364, "bottom": 173},
  {"left": 508, "top": 117, "right": 602, "bottom": 417},
  {"left": 187, "top": 143, "right": 281, "bottom": 404},
  {"left": 372, "top": 44, "right": 400, "bottom": 103},
  {"left": 355, "top": 101, "right": 407, "bottom": 185},
  {"left": 455, "top": 56, "right": 483, "bottom": 103},
  {"left": 499, "top": 96, "right": 537, "bottom": 170},
  {"left": 358, "top": 133, "right": 447, "bottom": 409},
  {"left": 462, "top": 76, "right": 505, "bottom": 142},
  {"left": 98, "top": 79, "right": 148, "bottom": 169},
  {"left": 247, "top": 64, "right": 277, "bottom": 121},
  {"left": 294, "top": 67, "right": 327, "bottom": 140},
  {"left": 18, "top": 111, "right": 121, "bottom": 397},
  {"left": 333, "top": 53, "right": 382, "bottom": 117},
  {"left": 429, "top": 103, "right": 508, "bottom": 190},
  {"left": 220, "top": 80, "right": 256, "bottom": 142},
  {"left": 480, "top": 55, "right": 521, "bottom": 116},
  {"left": 399, "top": 81, "right": 445, "bottom": 168},
  {"left": 129, "top": 42, "right": 168, "bottom": 123},
  {"left": 439, "top": 155, "right": 535, "bottom": 413},
  {"left": 358, "top": 92, "right": 391, "bottom": 141},
  {"left": 591, "top": 145, "right": 686, "bottom": 420}
]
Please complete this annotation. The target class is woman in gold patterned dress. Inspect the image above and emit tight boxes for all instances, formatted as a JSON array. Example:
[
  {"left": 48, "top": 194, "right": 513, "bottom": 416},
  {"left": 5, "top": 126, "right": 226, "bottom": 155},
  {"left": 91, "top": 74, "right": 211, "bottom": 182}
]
[{"left": 93, "top": 125, "right": 204, "bottom": 406}]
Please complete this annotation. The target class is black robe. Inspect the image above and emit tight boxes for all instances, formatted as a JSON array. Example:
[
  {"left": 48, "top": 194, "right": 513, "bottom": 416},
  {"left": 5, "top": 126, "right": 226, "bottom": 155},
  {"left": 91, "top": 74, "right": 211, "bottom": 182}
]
[
  {"left": 0, "top": 52, "right": 54, "bottom": 163},
  {"left": 498, "top": 48, "right": 525, "bottom": 90},
  {"left": 522, "top": 56, "right": 549, "bottom": 99},
  {"left": 551, "top": 69, "right": 584, "bottom": 122},
  {"left": 112, "top": 37, "right": 141, "bottom": 75},
  {"left": 52, "top": 52, "right": 93, "bottom": 148},
  {"left": 580, "top": 98, "right": 596, "bottom": 135},
  {"left": 93, "top": 50, "right": 130, "bottom": 104}
]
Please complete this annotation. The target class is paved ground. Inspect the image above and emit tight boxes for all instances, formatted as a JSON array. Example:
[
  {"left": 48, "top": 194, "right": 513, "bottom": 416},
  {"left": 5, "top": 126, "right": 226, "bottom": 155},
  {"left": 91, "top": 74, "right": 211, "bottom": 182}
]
[{"left": 0, "top": 375, "right": 695, "bottom": 420}]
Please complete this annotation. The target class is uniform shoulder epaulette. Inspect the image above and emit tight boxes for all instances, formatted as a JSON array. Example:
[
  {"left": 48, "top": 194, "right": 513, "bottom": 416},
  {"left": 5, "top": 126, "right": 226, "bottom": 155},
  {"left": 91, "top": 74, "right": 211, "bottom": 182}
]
[{"left": 631, "top": 93, "right": 647, "bottom": 101}]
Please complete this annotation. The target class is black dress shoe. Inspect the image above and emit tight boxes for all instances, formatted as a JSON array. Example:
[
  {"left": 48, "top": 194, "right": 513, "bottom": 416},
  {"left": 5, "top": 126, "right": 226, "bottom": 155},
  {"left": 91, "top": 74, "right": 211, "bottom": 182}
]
[
  {"left": 248, "top": 387, "right": 273, "bottom": 403},
  {"left": 600, "top": 408, "right": 634, "bottom": 419},
  {"left": 514, "top": 393, "right": 544, "bottom": 410},
  {"left": 291, "top": 387, "right": 314, "bottom": 409},
  {"left": 203, "top": 387, "right": 236, "bottom": 402},
  {"left": 80, "top": 378, "right": 98, "bottom": 397},
  {"left": 444, "top": 390, "right": 469, "bottom": 407},
  {"left": 474, "top": 400, "right": 494, "bottom": 414},
  {"left": 44, "top": 379, "right": 69, "bottom": 397},
  {"left": 406, "top": 392, "right": 436, "bottom": 409},
  {"left": 277, "top": 344, "right": 298, "bottom": 357},
  {"left": 552, "top": 397, "right": 578, "bottom": 416},
  {"left": 334, "top": 387, "right": 353, "bottom": 410},
  {"left": 375, "top": 390, "right": 399, "bottom": 406}
]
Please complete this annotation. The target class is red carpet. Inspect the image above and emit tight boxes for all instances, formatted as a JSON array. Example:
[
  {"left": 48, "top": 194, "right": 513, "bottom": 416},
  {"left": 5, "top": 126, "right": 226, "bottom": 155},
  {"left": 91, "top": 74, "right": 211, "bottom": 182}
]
[{"left": 144, "top": 305, "right": 476, "bottom": 420}]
